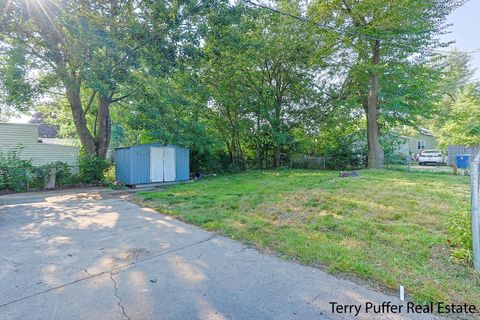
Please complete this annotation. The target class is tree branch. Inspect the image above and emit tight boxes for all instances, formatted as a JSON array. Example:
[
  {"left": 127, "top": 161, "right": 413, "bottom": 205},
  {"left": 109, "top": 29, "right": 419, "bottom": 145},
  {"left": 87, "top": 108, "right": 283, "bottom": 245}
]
[
  {"left": 111, "top": 94, "right": 130, "bottom": 103},
  {"left": 84, "top": 90, "right": 97, "bottom": 114}
]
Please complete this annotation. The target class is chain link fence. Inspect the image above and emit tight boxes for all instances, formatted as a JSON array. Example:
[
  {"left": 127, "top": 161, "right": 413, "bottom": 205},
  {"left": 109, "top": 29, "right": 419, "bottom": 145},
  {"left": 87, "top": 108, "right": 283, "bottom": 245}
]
[{"left": 290, "top": 155, "right": 366, "bottom": 170}]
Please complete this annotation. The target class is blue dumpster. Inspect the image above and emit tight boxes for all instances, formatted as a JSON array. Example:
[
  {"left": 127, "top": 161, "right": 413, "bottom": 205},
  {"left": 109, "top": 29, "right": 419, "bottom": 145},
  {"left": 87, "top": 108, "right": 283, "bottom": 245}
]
[{"left": 455, "top": 154, "right": 470, "bottom": 169}]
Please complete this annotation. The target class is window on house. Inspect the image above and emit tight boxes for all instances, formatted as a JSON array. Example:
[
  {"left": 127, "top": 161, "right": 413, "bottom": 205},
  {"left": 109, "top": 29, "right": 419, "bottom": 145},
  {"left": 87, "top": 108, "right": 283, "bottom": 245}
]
[{"left": 417, "top": 141, "right": 425, "bottom": 150}]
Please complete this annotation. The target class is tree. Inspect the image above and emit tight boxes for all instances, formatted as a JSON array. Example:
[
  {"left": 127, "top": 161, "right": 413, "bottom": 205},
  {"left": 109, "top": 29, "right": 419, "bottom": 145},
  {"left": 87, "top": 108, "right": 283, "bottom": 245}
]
[
  {"left": 429, "top": 50, "right": 476, "bottom": 138},
  {"left": 310, "top": 0, "right": 462, "bottom": 168},
  {"left": 126, "top": 68, "right": 225, "bottom": 171},
  {"left": 0, "top": 0, "right": 212, "bottom": 158},
  {"left": 204, "top": 2, "right": 336, "bottom": 168},
  {"left": 1, "top": 0, "right": 141, "bottom": 157},
  {"left": 438, "top": 50, "right": 476, "bottom": 103},
  {"left": 438, "top": 85, "right": 480, "bottom": 147},
  {"left": 426, "top": 49, "right": 480, "bottom": 148},
  {"left": 0, "top": 45, "right": 37, "bottom": 120}
]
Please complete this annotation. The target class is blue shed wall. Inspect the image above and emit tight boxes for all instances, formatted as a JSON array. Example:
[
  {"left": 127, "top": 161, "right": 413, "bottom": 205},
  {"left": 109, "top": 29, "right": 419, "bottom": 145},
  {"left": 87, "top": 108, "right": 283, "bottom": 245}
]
[
  {"left": 129, "top": 145, "right": 151, "bottom": 184},
  {"left": 115, "top": 148, "right": 131, "bottom": 183},
  {"left": 175, "top": 147, "right": 190, "bottom": 181}
]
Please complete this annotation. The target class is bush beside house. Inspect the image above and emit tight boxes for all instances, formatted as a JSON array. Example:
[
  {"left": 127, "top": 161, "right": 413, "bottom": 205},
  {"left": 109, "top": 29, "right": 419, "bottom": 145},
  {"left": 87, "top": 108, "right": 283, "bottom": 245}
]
[
  {"left": 0, "top": 123, "right": 114, "bottom": 192},
  {"left": 0, "top": 148, "right": 112, "bottom": 193},
  {"left": 0, "top": 149, "right": 31, "bottom": 192}
]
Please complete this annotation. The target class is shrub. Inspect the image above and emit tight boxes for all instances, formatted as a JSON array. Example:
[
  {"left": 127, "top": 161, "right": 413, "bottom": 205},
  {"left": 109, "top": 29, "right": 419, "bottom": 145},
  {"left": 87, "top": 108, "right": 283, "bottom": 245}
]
[
  {"left": 54, "top": 161, "right": 77, "bottom": 186},
  {"left": 448, "top": 201, "right": 473, "bottom": 265},
  {"left": 0, "top": 148, "right": 79, "bottom": 192},
  {"left": 381, "top": 133, "right": 409, "bottom": 166},
  {"left": 78, "top": 151, "right": 111, "bottom": 183},
  {"left": 29, "top": 165, "right": 50, "bottom": 189},
  {"left": 0, "top": 148, "right": 32, "bottom": 192},
  {"left": 29, "top": 162, "right": 77, "bottom": 189},
  {"left": 103, "top": 165, "right": 116, "bottom": 183}
]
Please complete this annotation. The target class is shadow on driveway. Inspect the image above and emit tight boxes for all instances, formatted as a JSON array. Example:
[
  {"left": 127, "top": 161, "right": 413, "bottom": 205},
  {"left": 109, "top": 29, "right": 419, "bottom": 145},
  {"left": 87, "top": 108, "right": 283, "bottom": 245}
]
[{"left": 0, "top": 189, "right": 436, "bottom": 320}]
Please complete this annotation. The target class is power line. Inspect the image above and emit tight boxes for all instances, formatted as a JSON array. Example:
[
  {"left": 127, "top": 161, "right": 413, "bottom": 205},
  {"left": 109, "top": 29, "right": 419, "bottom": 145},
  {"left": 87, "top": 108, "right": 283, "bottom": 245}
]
[{"left": 242, "top": 0, "right": 480, "bottom": 56}]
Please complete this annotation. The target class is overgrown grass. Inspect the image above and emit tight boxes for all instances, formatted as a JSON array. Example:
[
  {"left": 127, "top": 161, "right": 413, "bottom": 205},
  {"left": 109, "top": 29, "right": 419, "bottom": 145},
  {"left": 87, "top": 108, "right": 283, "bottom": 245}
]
[{"left": 137, "top": 169, "right": 480, "bottom": 306}]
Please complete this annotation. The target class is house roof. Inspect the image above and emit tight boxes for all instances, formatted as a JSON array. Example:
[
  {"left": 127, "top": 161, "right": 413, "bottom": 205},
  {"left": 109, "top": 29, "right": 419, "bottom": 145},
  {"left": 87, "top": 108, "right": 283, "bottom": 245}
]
[
  {"left": 398, "top": 128, "right": 435, "bottom": 139},
  {"left": 418, "top": 128, "right": 434, "bottom": 137}
]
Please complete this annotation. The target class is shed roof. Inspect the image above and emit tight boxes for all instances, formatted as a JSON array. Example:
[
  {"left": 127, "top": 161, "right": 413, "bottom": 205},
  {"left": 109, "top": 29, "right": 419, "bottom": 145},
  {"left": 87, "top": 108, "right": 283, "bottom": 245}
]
[{"left": 115, "top": 143, "right": 188, "bottom": 150}]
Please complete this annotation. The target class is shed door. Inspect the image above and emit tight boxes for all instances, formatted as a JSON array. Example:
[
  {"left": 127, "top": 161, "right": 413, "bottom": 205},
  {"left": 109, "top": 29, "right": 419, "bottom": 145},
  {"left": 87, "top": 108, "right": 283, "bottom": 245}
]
[
  {"left": 163, "top": 147, "right": 176, "bottom": 181},
  {"left": 150, "top": 147, "right": 164, "bottom": 182}
]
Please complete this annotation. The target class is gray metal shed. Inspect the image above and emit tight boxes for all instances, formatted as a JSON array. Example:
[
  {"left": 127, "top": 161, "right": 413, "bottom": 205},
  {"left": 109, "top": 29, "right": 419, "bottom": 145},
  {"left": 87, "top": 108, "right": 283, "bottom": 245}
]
[{"left": 115, "top": 143, "right": 189, "bottom": 185}]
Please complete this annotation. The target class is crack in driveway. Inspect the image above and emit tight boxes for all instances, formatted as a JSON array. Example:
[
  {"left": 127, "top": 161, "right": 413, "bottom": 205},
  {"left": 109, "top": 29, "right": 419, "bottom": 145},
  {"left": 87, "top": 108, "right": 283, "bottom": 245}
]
[
  {"left": 0, "top": 236, "right": 215, "bottom": 309},
  {"left": 110, "top": 271, "right": 130, "bottom": 320}
]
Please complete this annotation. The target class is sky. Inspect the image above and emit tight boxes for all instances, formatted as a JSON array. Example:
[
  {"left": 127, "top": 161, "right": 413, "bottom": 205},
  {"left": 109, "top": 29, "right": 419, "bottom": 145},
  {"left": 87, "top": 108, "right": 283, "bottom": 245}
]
[
  {"left": 7, "top": 0, "right": 480, "bottom": 123},
  {"left": 443, "top": 0, "right": 480, "bottom": 79}
]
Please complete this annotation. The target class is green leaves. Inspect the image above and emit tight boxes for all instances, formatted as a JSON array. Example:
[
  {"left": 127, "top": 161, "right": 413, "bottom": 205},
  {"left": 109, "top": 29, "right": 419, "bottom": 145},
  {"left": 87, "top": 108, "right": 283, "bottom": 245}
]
[
  {"left": 308, "top": 0, "right": 459, "bottom": 168},
  {"left": 448, "top": 201, "right": 473, "bottom": 266},
  {"left": 0, "top": 0, "right": 470, "bottom": 169},
  {"left": 201, "top": 3, "right": 341, "bottom": 167},
  {"left": 431, "top": 50, "right": 480, "bottom": 147},
  {"left": 439, "top": 85, "right": 480, "bottom": 147},
  {"left": 0, "top": 46, "right": 38, "bottom": 114},
  {"left": 0, "top": 147, "right": 32, "bottom": 192}
]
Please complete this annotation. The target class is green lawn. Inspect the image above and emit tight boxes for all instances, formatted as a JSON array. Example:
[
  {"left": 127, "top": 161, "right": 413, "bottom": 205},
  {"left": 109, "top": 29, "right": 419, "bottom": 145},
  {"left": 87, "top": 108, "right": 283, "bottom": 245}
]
[{"left": 137, "top": 169, "right": 480, "bottom": 306}]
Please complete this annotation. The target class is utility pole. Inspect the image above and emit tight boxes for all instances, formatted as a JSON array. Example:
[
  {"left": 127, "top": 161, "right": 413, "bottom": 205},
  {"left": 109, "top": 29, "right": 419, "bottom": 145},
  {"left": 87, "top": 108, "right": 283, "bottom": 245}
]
[{"left": 470, "top": 151, "right": 480, "bottom": 271}]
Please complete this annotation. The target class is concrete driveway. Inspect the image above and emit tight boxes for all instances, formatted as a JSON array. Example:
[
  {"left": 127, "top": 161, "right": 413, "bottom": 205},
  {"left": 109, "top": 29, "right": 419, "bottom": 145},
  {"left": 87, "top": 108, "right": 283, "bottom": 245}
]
[{"left": 0, "top": 189, "right": 436, "bottom": 320}]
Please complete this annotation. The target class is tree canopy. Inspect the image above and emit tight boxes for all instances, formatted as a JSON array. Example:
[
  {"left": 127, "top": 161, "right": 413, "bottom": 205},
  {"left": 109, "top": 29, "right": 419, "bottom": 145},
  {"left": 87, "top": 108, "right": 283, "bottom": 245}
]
[
  {"left": 431, "top": 50, "right": 480, "bottom": 147},
  {"left": 0, "top": 0, "right": 469, "bottom": 170},
  {"left": 309, "top": 0, "right": 462, "bottom": 168}
]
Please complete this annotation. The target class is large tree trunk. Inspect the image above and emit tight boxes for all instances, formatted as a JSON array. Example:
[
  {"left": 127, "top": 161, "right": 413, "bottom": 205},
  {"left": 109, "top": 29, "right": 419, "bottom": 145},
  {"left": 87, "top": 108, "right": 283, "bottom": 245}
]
[
  {"left": 224, "top": 106, "right": 246, "bottom": 170},
  {"left": 273, "top": 145, "right": 281, "bottom": 168},
  {"left": 367, "top": 40, "right": 384, "bottom": 169},
  {"left": 64, "top": 80, "right": 97, "bottom": 156},
  {"left": 234, "top": 139, "right": 246, "bottom": 171},
  {"left": 272, "top": 101, "right": 282, "bottom": 168},
  {"left": 96, "top": 95, "right": 111, "bottom": 159},
  {"left": 255, "top": 111, "right": 261, "bottom": 170}
]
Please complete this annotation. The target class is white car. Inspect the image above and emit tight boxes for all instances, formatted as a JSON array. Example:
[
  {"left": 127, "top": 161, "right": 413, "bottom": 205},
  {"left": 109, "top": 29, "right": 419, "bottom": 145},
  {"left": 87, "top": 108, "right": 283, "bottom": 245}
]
[{"left": 418, "top": 150, "right": 445, "bottom": 165}]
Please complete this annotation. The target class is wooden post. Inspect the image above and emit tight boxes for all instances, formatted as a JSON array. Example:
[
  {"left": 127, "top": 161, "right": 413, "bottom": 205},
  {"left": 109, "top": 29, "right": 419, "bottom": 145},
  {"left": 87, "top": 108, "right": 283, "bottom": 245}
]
[{"left": 45, "top": 167, "right": 56, "bottom": 189}]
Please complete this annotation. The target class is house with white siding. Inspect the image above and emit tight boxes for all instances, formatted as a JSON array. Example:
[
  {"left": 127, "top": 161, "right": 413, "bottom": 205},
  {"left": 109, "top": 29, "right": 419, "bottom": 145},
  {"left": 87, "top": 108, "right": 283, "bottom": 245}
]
[
  {"left": 397, "top": 129, "right": 440, "bottom": 159},
  {"left": 0, "top": 123, "right": 79, "bottom": 168}
]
